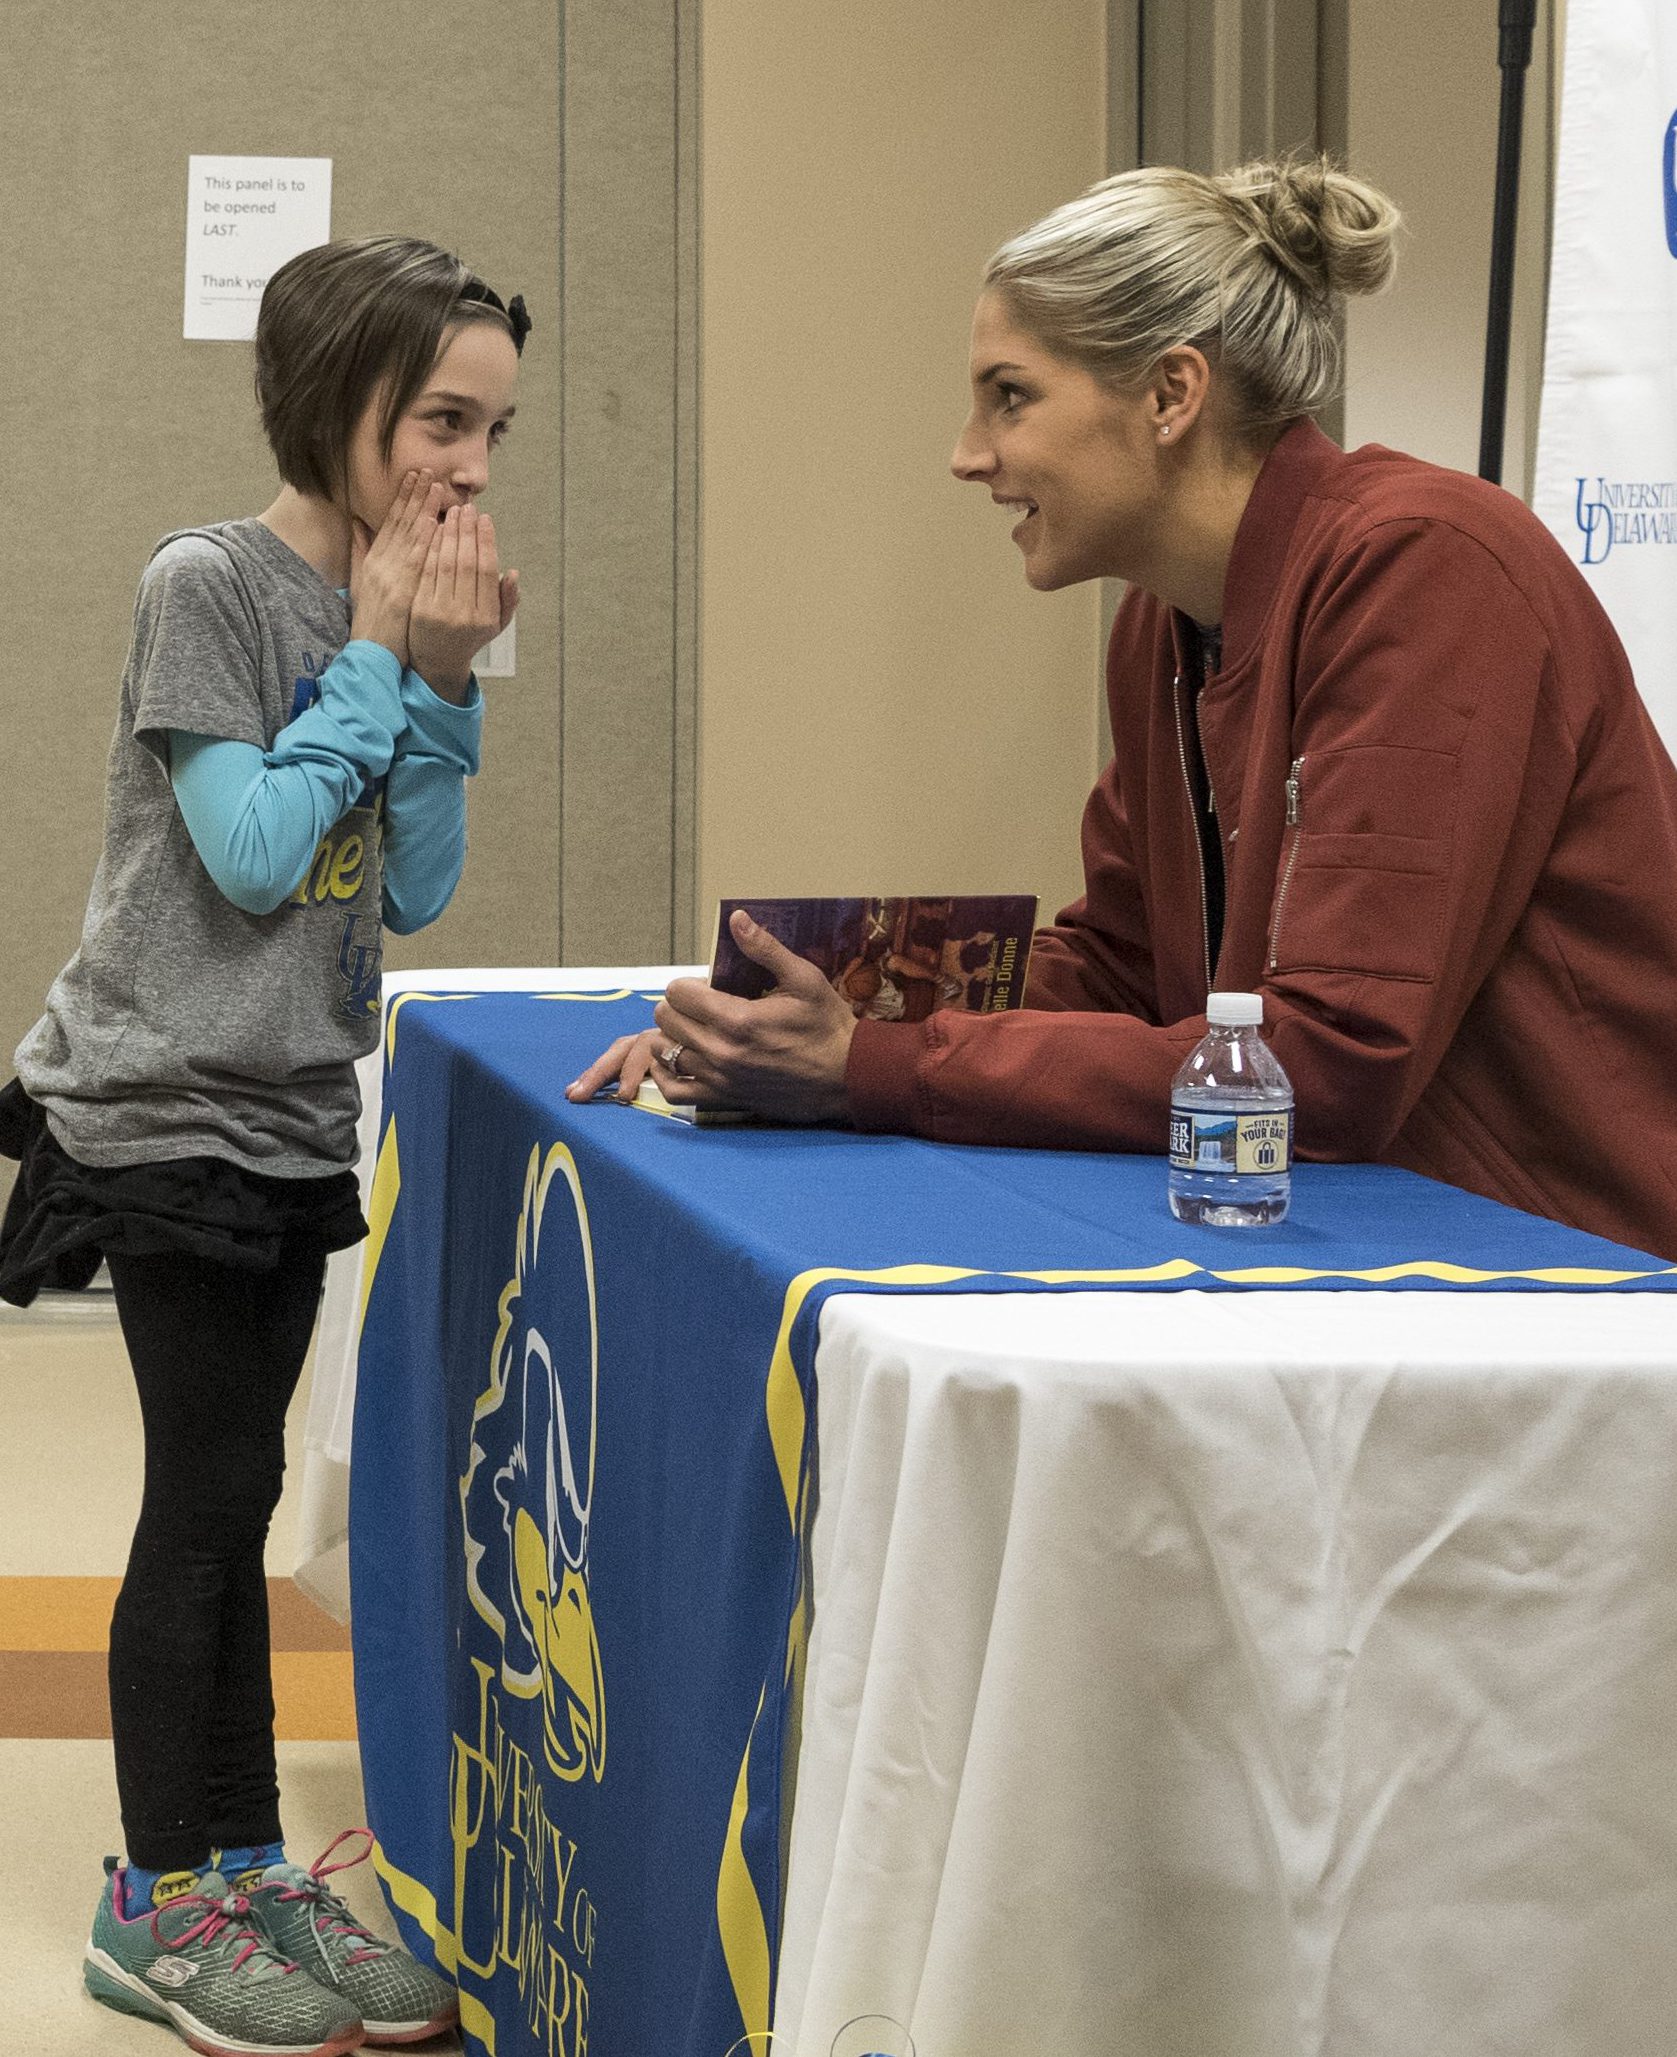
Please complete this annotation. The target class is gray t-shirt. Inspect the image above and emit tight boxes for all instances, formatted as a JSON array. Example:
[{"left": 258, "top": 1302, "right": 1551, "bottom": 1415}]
[{"left": 17, "top": 520, "right": 384, "bottom": 1175}]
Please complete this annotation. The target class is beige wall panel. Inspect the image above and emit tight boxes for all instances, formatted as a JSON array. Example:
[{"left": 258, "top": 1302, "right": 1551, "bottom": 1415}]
[
  {"left": 1342, "top": 0, "right": 1554, "bottom": 494},
  {"left": 0, "top": 0, "right": 561, "bottom": 1076},
  {"left": 698, "top": 0, "right": 1108, "bottom": 930},
  {"left": 558, "top": 0, "right": 700, "bottom": 962}
]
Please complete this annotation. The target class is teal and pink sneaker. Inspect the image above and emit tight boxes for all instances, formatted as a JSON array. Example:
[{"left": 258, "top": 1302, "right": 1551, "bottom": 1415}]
[
  {"left": 243, "top": 1832, "right": 457, "bottom": 2048},
  {"left": 85, "top": 1856, "right": 364, "bottom": 2055}
]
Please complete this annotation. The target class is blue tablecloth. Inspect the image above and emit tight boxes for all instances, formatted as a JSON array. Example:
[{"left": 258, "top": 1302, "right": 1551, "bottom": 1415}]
[{"left": 350, "top": 992, "right": 1674, "bottom": 2057}]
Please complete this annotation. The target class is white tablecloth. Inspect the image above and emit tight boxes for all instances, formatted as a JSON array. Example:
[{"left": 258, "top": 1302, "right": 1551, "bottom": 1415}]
[
  {"left": 775, "top": 1287, "right": 1677, "bottom": 2057},
  {"left": 302, "top": 969, "right": 1677, "bottom": 2055}
]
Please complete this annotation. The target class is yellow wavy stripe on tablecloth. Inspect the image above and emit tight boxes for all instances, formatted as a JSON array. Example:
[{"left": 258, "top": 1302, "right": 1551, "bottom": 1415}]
[
  {"left": 357, "top": 1121, "right": 402, "bottom": 1337},
  {"left": 717, "top": 1684, "right": 773, "bottom": 2043},
  {"left": 372, "top": 1842, "right": 464, "bottom": 1968},
  {"left": 371, "top": 1843, "right": 495, "bottom": 2049},
  {"left": 764, "top": 1264, "right": 989, "bottom": 1530},
  {"left": 1189, "top": 1259, "right": 1677, "bottom": 1284},
  {"left": 1000, "top": 1259, "right": 1677, "bottom": 1285},
  {"left": 384, "top": 990, "right": 479, "bottom": 1067},
  {"left": 764, "top": 1256, "right": 1674, "bottom": 1520}
]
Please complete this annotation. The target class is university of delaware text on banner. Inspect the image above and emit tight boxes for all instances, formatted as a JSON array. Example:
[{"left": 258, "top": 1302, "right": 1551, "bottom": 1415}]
[{"left": 1533, "top": 0, "right": 1677, "bottom": 757}]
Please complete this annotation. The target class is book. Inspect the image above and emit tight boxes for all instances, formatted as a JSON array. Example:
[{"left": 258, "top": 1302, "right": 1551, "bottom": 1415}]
[
  {"left": 633, "top": 893, "right": 1038, "bottom": 1124},
  {"left": 710, "top": 895, "right": 1038, "bottom": 1021}
]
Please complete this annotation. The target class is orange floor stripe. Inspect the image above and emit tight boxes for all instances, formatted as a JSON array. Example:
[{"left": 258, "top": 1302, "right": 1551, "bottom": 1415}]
[
  {"left": 0, "top": 1649, "right": 357, "bottom": 1741},
  {"left": 0, "top": 1652, "right": 110, "bottom": 1738},
  {"left": 273, "top": 1652, "right": 358, "bottom": 1741},
  {"left": 269, "top": 1582, "right": 354, "bottom": 1652},
  {"left": 0, "top": 1576, "right": 351, "bottom": 1653},
  {"left": 0, "top": 1575, "right": 119, "bottom": 1652},
  {"left": 0, "top": 1576, "right": 357, "bottom": 1741}
]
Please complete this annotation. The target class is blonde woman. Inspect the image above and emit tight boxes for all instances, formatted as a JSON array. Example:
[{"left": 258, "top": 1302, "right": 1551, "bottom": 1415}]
[{"left": 573, "top": 157, "right": 1677, "bottom": 1262}]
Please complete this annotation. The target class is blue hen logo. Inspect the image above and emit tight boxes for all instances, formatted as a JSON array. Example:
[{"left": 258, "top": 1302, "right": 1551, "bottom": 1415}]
[{"left": 459, "top": 1142, "right": 606, "bottom": 1783}]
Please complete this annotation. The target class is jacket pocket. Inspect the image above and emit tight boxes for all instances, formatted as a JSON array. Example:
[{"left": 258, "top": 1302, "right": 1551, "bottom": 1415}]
[
  {"left": 1268, "top": 746, "right": 1455, "bottom": 982},
  {"left": 1270, "top": 832, "right": 1448, "bottom": 980}
]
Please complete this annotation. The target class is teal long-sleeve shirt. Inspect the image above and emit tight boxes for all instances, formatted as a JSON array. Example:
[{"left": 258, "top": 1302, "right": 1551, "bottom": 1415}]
[{"left": 168, "top": 639, "right": 482, "bottom": 934}]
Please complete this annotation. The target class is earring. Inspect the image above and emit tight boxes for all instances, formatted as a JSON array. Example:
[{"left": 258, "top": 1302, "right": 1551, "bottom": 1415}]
[{"left": 1159, "top": 425, "right": 1172, "bottom": 440}]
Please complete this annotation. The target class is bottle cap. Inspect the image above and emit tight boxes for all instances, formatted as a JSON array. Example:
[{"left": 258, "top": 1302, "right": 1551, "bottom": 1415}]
[{"left": 1206, "top": 991, "right": 1263, "bottom": 1027}]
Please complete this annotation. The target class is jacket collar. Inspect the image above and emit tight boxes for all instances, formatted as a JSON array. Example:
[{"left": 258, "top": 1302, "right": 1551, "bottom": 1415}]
[{"left": 1185, "top": 417, "right": 1346, "bottom": 676}]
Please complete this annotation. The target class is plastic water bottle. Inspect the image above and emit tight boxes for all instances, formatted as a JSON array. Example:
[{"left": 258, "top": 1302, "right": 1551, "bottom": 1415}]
[{"left": 1168, "top": 992, "right": 1293, "bottom": 1226}]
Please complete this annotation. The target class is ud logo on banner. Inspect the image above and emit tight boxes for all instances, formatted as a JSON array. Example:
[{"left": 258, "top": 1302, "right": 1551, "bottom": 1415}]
[
  {"left": 1571, "top": 474, "right": 1677, "bottom": 565},
  {"left": 1537, "top": 20, "right": 1677, "bottom": 752},
  {"left": 1566, "top": 111, "right": 1677, "bottom": 567},
  {"left": 451, "top": 1142, "right": 606, "bottom": 2054}
]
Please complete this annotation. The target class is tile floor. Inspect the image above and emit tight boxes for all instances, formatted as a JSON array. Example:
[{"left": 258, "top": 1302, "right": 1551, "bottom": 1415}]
[{"left": 0, "top": 1285, "right": 462, "bottom": 2055}]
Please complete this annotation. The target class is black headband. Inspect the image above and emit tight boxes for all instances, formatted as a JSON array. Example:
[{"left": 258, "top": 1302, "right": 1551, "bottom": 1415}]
[{"left": 459, "top": 278, "right": 532, "bottom": 354}]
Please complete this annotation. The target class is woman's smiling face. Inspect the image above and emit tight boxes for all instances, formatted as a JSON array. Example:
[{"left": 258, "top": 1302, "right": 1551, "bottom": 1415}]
[{"left": 950, "top": 289, "right": 1161, "bottom": 592}]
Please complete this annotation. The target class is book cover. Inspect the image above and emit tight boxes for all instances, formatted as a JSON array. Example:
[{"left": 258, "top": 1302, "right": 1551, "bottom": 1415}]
[{"left": 712, "top": 895, "right": 1038, "bottom": 1021}]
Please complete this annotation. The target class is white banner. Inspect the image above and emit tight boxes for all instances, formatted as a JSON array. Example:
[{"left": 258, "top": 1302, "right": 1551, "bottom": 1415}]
[{"left": 1533, "top": 0, "right": 1677, "bottom": 757}]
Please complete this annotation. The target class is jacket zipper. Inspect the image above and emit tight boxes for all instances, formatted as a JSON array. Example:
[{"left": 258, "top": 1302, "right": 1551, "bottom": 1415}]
[
  {"left": 1268, "top": 754, "right": 1306, "bottom": 971},
  {"left": 1172, "top": 671, "right": 1213, "bottom": 990}
]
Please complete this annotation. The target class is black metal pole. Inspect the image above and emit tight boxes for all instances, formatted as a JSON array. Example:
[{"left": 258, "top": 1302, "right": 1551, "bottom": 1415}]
[{"left": 1479, "top": 0, "right": 1540, "bottom": 484}]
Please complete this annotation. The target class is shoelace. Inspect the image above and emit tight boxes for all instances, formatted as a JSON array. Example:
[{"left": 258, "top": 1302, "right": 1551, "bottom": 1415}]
[
  {"left": 155, "top": 1891, "right": 297, "bottom": 1978},
  {"left": 275, "top": 1828, "right": 388, "bottom": 1967}
]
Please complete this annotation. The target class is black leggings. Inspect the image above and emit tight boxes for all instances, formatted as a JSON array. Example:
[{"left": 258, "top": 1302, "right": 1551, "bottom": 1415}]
[{"left": 105, "top": 1240, "right": 325, "bottom": 1871}]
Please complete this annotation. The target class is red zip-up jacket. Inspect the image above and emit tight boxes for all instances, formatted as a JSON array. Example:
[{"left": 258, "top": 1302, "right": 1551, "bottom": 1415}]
[{"left": 848, "top": 420, "right": 1677, "bottom": 1260}]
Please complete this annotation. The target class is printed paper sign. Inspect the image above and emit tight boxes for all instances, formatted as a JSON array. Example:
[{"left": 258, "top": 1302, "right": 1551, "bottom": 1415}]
[{"left": 183, "top": 155, "right": 332, "bottom": 341}]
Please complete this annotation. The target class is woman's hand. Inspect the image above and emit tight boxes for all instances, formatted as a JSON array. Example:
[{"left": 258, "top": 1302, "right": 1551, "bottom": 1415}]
[
  {"left": 349, "top": 471, "right": 446, "bottom": 666},
  {"left": 408, "top": 504, "right": 519, "bottom": 705},
  {"left": 564, "top": 1027, "right": 666, "bottom": 1106},
  {"left": 564, "top": 911, "right": 859, "bottom": 1122}
]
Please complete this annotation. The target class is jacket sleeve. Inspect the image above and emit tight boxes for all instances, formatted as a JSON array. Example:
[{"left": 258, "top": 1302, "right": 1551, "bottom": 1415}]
[
  {"left": 848, "top": 516, "right": 1570, "bottom": 1155},
  {"left": 1023, "top": 746, "right": 1162, "bottom": 1019},
  {"left": 381, "top": 670, "right": 484, "bottom": 935},
  {"left": 1251, "top": 517, "right": 1572, "bottom": 1162}
]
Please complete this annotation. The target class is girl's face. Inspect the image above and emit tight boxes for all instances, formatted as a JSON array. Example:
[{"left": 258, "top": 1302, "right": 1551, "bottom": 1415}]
[
  {"left": 346, "top": 319, "right": 520, "bottom": 531},
  {"left": 950, "top": 289, "right": 1161, "bottom": 591}
]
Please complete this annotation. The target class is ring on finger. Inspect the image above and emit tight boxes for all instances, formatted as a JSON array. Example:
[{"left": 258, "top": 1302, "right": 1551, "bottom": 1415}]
[{"left": 661, "top": 1044, "right": 689, "bottom": 1079}]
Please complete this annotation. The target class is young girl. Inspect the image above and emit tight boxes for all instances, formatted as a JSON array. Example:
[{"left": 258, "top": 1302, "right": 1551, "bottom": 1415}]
[{"left": 0, "top": 234, "right": 527, "bottom": 2054}]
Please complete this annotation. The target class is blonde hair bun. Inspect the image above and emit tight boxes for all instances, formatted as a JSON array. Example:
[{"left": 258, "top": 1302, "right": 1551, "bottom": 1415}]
[
  {"left": 984, "top": 155, "right": 1403, "bottom": 433},
  {"left": 1218, "top": 155, "right": 1400, "bottom": 301}
]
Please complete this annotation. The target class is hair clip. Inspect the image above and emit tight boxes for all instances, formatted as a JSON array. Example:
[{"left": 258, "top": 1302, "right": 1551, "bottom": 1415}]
[{"left": 460, "top": 277, "right": 533, "bottom": 354}]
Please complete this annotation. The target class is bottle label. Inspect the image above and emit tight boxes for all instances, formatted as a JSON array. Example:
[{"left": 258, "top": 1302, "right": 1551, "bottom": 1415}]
[{"left": 1169, "top": 1107, "right": 1293, "bottom": 1174}]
